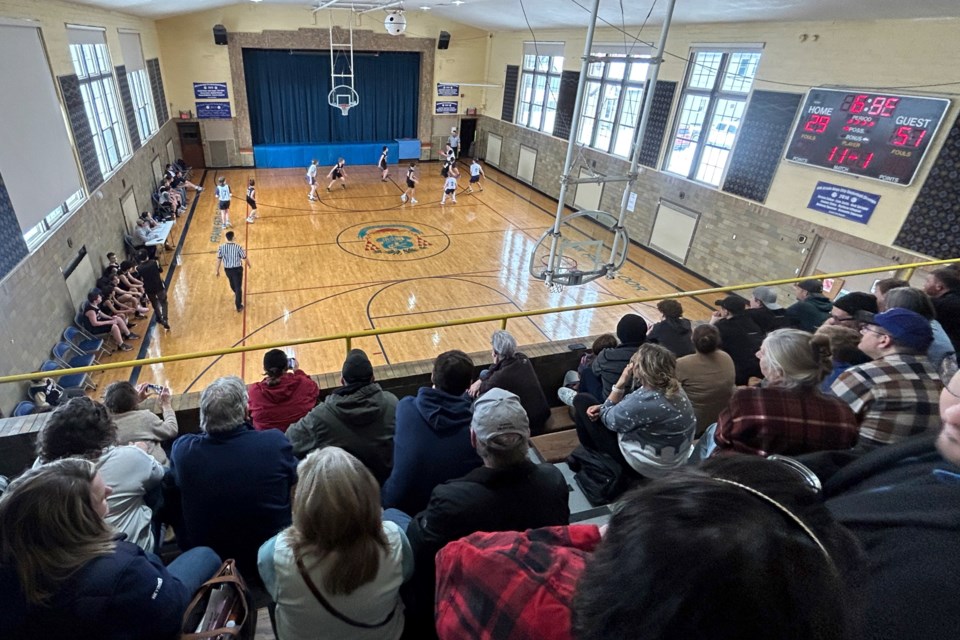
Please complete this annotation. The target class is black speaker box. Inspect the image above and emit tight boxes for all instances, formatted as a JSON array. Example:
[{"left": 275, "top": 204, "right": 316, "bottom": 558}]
[
  {"left": 213, "top": 24, "right": 228, "bottom": 46},
  {"left": 438, "top": 31, "right": 451, "bottom": 50}
]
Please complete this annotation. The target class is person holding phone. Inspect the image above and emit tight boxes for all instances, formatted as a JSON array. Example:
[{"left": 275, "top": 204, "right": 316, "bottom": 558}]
[
  {"left": 248, "top": 349, "right": 319, "bottom": 433},
  {"left": 103, "top": 381, "right": 178, "bottom": 466}
]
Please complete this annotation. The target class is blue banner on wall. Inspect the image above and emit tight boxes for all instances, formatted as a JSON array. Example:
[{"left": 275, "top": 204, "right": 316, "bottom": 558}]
[
  {"left": 193, "top": 83, "right": 228, "bottom": 99},
  {"left": 435, "top": 101, "right": 458, "bottom": 114},
  {"left": 437, "top": 83, "right": 459, "bottom": 97},
  {"left": 196, "top": 102, "right": 232, "bottom": 119},
  {"left": 807, "top": 181, "right": 880, "bottom": 225}
]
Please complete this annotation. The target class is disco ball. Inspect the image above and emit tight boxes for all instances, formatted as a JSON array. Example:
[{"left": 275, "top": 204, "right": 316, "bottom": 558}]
[{"left": 385, "top": 11, "right": 406, "bottom": 36}]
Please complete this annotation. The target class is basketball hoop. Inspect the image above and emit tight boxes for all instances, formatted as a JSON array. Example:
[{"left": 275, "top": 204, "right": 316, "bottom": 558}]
[
  {"left": 328, "top": 85, "right": 359, "bottom": 117},
  {"left": 338, "top": 104, "right": 351, "bottom": 117}
]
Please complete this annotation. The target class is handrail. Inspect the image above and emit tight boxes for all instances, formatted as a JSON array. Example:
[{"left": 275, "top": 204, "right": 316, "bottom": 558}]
[{"left": 1, "top": 257, "right": 955, "bottom": 385}]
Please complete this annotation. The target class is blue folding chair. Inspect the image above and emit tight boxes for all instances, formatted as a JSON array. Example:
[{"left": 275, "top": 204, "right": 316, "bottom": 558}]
[
  {"left": 63, "top": 326, "right": 109, "bottom": 361},
  {"left": 52, "top": 341, "right": 97, "bottom": 369},
  {"left": 13, "top": 401, "right": 36, "bottom": 416},
  {"left": 40, "top": 360, "right": 94, "bottom": 392}
]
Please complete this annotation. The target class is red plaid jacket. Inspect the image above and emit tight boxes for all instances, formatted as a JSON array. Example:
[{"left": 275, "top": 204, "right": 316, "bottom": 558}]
[
  {"left": 714, "top": 386, "right": 859, "bottom": 457},
  {"left": 435, "top": 525, "right": 602, "bottom": 640}
]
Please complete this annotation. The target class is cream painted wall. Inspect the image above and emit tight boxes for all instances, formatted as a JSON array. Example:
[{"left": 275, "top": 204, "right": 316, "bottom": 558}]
[
  {"left": 155, "top": 5, "right": 489, "bottom": 118},
  {"left": 484, "top": 18, "right": 960, "bottom": 248}
]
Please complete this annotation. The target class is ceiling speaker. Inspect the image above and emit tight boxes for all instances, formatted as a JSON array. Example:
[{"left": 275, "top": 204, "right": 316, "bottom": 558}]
[
  {"left": 438, "top": 31, "right": 451, "bottom": 50},
  {"left": 213, "top": 24, "right": 228, "bottom": 46}
]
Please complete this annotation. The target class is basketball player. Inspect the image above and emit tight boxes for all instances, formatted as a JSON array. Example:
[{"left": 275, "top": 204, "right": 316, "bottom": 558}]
[
  {"left": 441, "top": 145, "right": 455, "bottom": 178},
  {"left": 401, "top": 162, "right": 419, "bottom": 204},
  {"left": 245, "top": 178, "right": 258, "bottom": 224},
  {"left": 327, "top": 158, "right": 347, "bottom": 191},
  {"left": 441, "top": 166, "right": 459, "bottom": 205},
  {"left": 216, "top": 176, "right": 232, "bottom": 228},
  {"left": 379, "top": 146, "right": 389, "bottom": 181},
  {"left": 306, "top": 159, "right": 319, "bottom": 201},
  {"left": 467, "top": 158, "right": 485, "bottom": 193}
]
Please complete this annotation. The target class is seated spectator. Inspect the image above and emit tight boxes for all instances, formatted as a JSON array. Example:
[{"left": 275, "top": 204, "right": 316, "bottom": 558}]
[
  {"left": 883, "top": 286, "right": 958, "bottom": 382},
  {"left": 831, "top": 308, "right": 942, "bottom": 448},
  {"left": 404, "top": 388, "right": 569, "bottom": 637},
  {"left": 710, "top": 295, "right": 764, "bottom": 384},
  {"left": 0, "top": 458, "right": 221, "bottom": 640},
  {"left": 286, "top": 349, "right": 397, "bottom": 483},
  {"left": 785, "top": 279, "right": 832, "bottom": 332},
  {"left": 676, "top": 324, "right": 736, "bottom": 435},
  {"left": 589, "top": 314, "right": 647, "bottom": 398},
  {"left": 923, "top": 267, "right": 960, "bottom": 351},
  {"left": 36, "top": 397, "right": 164, "bottom": 552},
  {"left": 170, "top": 376, "right": 297, "bottom": 584},
  {"left": 799, "top": 370, "right": 960, "bottom": 640},
  {"left": 100, "top": 284, "right": 145, "bottom": 322},
  {"left": 79, "top": 288, "right": 139, "bottom": 351},
  {"left": 558, "top": 333, "right": 617, "bottom": 406},
  {"left": 873, "top": 277, "right": 909, "bottom": 309},
  {"left": 825, "top": 291, "right": 878, "bottom": 328},
  {"left": 468, "top": 330, "right": 551, "bottom": 435},
  {"left": 707, "top": 329, "right": 859, "bottom": 458},
  {"left": 575, "top": 343, "right": 696, "bottom": 478},
  {"left": 105, "top": 251, "right": 120, "bottom": 270},
  {"left": 747, "top": 285, "right": 788, "bottom": 333},
  {"left": 117, "top": 260, "right": 147, "bottom": 299},
  {"left": 815, "top": 324, "right": 871, "bottom": 392},
  {"left": 381, "top": 350, "right": 481, "bottom": 516},
  {"left": 100, "top": 266, "right": 144, "bottom": 309},
  {"left": 258, "top": 447, "right": 411, "bottom": 639},
  {"left": 133, "top": 218, "right": 157, "bottom": 260},
  {"left": 646, "top": 299, "right": 694, "bottom": 357},
  {"left": 166, "top": 163, "right": 203, "bottom": 193},
  {"left": 248, "top": 350, "right": 319, "bottom": 432},
  {"left": 103, "top": 381, "right": 178, "bottom": 465}
]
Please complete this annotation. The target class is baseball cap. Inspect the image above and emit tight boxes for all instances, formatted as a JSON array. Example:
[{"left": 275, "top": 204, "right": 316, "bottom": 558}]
[
  {"left": 471, "top": 388, "right": 529, "bottom": 445},
  {"left": 795, "top": 279, "right": 823, "bottom": 294},
  {"left": 833, "top": 292, "right": 878, "bottom": 316},
  {"left": 857, "top": 308, "right": 933, "bottom": 353},
  {"left": 752, "top": 286, "right": 782, "bottom": 310},
  {"left": 341, "top": 349, "right": 373, "bottom": 384},
  {"left": 715, "top": 295, "right": 747, "bottom": 314}
]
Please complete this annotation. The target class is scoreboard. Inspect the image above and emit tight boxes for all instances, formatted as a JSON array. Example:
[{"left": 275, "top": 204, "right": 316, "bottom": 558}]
[{"left": 784, "top": 88, "right": 950, "bottom": 186}]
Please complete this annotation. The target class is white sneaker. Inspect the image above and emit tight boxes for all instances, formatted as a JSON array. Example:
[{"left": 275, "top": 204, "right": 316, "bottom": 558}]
[
  {"left": 401, "top": 194, "right": 407, "bottom": 203},
  {"left": 411, "top": 198, "right": 418, "bottom": 204},
  {"left": 246, "top": 216, "right": 255, "bottom": 223},
  {"left": 557, "top": 386, "right": 577, "bottom": 407}
]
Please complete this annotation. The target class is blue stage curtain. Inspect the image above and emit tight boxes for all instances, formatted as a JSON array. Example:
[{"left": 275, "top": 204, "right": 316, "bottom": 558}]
[{"left": 243, "top": 49, "right": 420, "bottom": 144}]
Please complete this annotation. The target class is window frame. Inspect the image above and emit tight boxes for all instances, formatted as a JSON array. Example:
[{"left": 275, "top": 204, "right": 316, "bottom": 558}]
[
  {"left": 576, "top": 54, "right": 651, "bottom": 158},
  {"left": 68, "top": 38, "right": 129, "bottom": 177},
  {"left": 663, "top": 46, "right": 763, "bottom": 187},
  {"left": 22, "top": 188, "right": 86, "bottom": 249},
  {"left": 128, "top": 67, "right": 158, "bottom": 141},
  {"left": 516, "top": 52, "right": 564, "bottom": 134}
]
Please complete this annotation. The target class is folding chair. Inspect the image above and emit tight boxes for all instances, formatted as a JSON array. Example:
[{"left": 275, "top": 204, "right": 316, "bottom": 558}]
[
  {"left": 40, "top": 360, "right": 95, "bottom": 392},
  {"left": 13, "top": 401, "right": 36, "bottom": 417},
  {"left": 52, "top": 341, "right": 97, "bottom": 369},
  {"left": 63, "top": 326, "right": 110, "bottom": 361}
]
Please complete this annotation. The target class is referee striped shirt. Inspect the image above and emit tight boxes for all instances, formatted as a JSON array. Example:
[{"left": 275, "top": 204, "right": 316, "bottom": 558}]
[{"left": 218, "top": 241, "right": 246, "bottom": 268}]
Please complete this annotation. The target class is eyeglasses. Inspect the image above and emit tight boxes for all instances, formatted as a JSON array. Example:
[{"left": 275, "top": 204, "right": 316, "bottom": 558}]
[{"left": 860, "top": 326, "right": 890, "bottom": 338}]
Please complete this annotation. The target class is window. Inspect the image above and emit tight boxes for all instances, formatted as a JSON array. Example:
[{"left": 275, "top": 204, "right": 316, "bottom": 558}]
[
  {"left": 68, "top": 27, "right": 129, "bottom": 176},
  {"left": 577, "top": 54, "right": 650, "bottom": 157},
  {"left": 517, "top": 42, "right": 564, "bottom": 134},
  {"left": 664, "top": 48, "right": 762, "bottom": 186},
  {"left": 22, "top": 188, "right": 85, "bottom": 249},
  {"left": 118, "top": 31, "right": 157, "bottom": 140}
]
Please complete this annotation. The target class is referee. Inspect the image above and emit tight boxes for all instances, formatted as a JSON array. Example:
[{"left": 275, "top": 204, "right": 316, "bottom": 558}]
[{"left": 216, "top": 230, "right": 251, "bottom": 312}]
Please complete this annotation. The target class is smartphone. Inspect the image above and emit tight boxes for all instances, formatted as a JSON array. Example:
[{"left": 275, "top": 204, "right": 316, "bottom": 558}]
[
  {"left": 287, "top": 357, "right": 298, "bottom": 370},
  {"left": 146, "top": 383, "right": 165, "bottom": 394}
]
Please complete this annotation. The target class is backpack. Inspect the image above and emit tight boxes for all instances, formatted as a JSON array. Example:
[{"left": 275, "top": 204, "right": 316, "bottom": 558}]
[{"left": 570, "top": 445, "right": 628, "bottom": 507}]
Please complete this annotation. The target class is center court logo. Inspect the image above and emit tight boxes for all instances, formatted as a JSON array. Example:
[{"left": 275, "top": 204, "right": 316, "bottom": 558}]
[{"left": 338, "top": 222, "right": 450, "bottom": 261}]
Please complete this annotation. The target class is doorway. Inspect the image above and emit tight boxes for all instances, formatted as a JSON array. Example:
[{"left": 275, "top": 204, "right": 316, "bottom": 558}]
[
  {"left": 459, "top": 118, "right": 477, "bottom": 158},
  {"left": 176, "top": 121, "right": 205, "bottom": 170}
]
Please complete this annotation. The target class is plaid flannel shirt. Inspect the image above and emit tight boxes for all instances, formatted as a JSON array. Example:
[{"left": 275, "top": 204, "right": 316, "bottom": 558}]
[
  {"left": 435, "top": 525, "right": 602, "bottom": 640},
  {"left": 830, "top": 353, "right": 942, "bottom": 446},
  {"left": 714, "top": 386, "right": 860, "bottom": 457}
]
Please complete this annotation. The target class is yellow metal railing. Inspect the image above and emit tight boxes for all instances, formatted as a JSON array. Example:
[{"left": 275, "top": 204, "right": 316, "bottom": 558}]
[{"left": 1, "top": 258, "right": 956, "bottom": 385}]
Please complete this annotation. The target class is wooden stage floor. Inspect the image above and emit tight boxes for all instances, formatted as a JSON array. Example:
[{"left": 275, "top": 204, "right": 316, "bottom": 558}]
[{"left": 96, "top": 161, "right": 717, "bottom": 394}]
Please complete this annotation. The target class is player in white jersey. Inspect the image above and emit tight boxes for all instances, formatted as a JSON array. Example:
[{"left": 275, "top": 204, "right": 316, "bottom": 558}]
[
  {"left": 379, "top": 146, "right": 389, "bottom": 181},
  {"left": 440, "top": 166, "right": 459, "bottom": 205},
  {"left": 245, "top": 178, "right": 258, "bottom": 223},
  {"left": 467, "top": 159, "right": 485, "bottom": 193},
  {"left": 401, "top": 162, "right": 419, "bottom": 204},
  {"left": 306, "top": 159, "right": 319, "bottom": 201},
  {"left": 216, "top": 176, "right": 232, "bottom": 228}
]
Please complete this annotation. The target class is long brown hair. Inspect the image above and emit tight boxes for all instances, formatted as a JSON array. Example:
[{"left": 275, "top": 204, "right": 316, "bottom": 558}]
[
  {"left": 0, "top": 459, "right": 115, "bottom": 604},
  {"left": 289, "top": 448, "right": 387, "bottom": 595}
]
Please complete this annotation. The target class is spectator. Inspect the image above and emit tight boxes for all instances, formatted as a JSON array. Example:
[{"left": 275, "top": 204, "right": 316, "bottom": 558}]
[
  {"left": 575, "top": 343, "right": 696, "bottom": 478},
  {"left": 831, "top": 308, "right": 942, "bottom": 448},
  {"left": 922, "top": 267, "right": 960, "bottom": 352},
  {"left": 36, "top": 397, "right": 164, "bottom": 552},
  {"left": 707, "top": 329, "right": 859, "bottom": 458},
  {"left": 103, "top": 381, "right": 178, "bottom": 465},
  {"left": 785, "top": 279, "right": 832, "bottom": 332},
  {"left": 646, "top": 299, "right": 694, "bottom": 357},
  {"left": 0, "top": 459, "right": 221, "bottom": 640},
  {"left": 381, "top": 350, "right": 481, "bottom": 516},
  {"left": 467, "top": 330, "right": 551, "bottom": 435},
  {"left": 558, "top": 333, "right": 618, "bottom": 406},
  {"left": 79, "top": 288, "right": 139, "bottom": 351},
  {"left": 248, "top": 350, "right": 319, "bottom": 433},
  {"left": 169, "top": 376, "right": 297, "bottom": 584},
  {"left": 747, "top": 285, "right": 787, "bottom": 334},
  {"left": 710, "top": 295, "right": 764, "bottom": 385},
  {"left": 404, "top": 388, "right": 569, "bottom": 637},
  {"left": 825, "top": 291, "right": 878, "bottom": 328},
  {"left": 133, "top": 218, "right": 157, "bottom": 260},
  {"left": 589, "top": 313, "right": 648, "bottom": 398},
  {"left": 258, "top": 448, "right": 411, "bottom": 639},
  {"left": 815, "top": 324, "right": 871, "bottom": 392},
  {"left": 873, "top": 277, "right": 909, "bottom": 310},
  {"left": 676, "top": 324, "right": 736, "bottom": 436},
  {"left": 286, "top": 349, "right": 397, "bottom": 484},
  {"left": 883, "top": 286, "right": 957, "bottom": 382}
]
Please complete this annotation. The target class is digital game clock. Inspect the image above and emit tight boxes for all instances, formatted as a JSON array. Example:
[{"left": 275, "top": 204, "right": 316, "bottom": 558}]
[{"left": 784, "top": 88, "right": 950, "bottom": 186}]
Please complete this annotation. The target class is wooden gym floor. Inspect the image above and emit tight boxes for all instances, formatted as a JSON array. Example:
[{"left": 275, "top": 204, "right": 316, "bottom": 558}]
[{"left": 94, "top": 159, "right": 716, "bottom": 394}]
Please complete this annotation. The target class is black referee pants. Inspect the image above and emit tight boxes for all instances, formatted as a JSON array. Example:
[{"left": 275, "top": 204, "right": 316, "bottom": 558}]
[{"left": 225, "top": 267, "right": 244, "bottom": 310}]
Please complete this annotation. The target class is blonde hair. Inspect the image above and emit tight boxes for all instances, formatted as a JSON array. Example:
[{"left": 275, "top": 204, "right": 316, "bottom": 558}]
[
  {"left": 762, "top": 329, "right": 833, "bottom": 389},
  {"left": 289, "top": 448, "right": 387, "bottom": 595},
  {"left": 0, "top": 458, "right": 115, "bottom": 604},
  {"left": 631, "top": 343, "right": 681, "bottom": 399}
]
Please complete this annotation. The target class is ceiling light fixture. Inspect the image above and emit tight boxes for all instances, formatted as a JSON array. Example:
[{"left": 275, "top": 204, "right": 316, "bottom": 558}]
[
  {"left": 420, "top": 6, "right": 431, "bottom": 10},
  {"left": 452, "top": 0, "right": 464, "bottom": 5}
]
